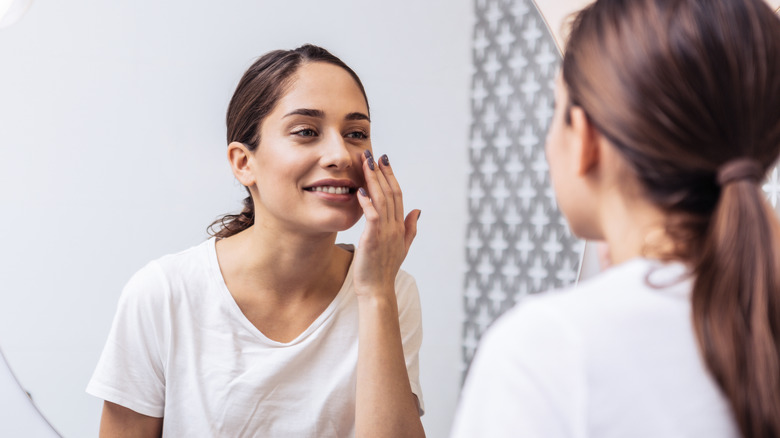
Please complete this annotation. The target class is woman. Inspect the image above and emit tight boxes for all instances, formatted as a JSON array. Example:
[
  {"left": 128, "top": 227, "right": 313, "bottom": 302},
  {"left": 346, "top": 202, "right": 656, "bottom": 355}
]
[
  {"left": 87, "top": 45, "right": 425, "bottom": 438},
  {"left": 452, "top": 0, "right": 780, "bottom": 437}
]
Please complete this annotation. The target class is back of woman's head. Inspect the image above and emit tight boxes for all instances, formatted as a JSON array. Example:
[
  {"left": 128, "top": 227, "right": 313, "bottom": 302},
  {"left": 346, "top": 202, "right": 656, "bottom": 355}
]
[
  {"left": 209, "top": 44, "right": 368, "bottom": 238},
  {"left": 563, "top": 0, "right": 780, "bottom": 436}
]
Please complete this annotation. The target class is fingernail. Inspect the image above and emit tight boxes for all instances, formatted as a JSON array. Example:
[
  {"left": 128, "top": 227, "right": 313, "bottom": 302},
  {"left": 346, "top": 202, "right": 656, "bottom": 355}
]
[
  {"left": 417, "top": 210, "right": 422, "bottom": 220},
  {"left": 359, "top": 187, "right": 368, "bottom": 197},
  {"left": 380, "top": 154, "right": 389, "bottom": 166},
  {"left": 364, "top": 150, "right": 375, "bottom": 170}
]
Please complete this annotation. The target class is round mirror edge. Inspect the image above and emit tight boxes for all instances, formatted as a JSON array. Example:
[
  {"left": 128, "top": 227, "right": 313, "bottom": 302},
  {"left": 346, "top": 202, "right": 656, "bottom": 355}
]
[{"left": 0, "top": 347, "right": 61, "bottom": 436}]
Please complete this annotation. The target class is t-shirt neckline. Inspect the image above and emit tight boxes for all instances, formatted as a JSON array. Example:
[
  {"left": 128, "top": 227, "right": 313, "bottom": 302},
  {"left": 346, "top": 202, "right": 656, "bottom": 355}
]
[
  {"left": 205, "top": 237, "right": 355, "bottom": 347},
  {"left": 594, "top": 256, "right": 692, "bottom": 299}
]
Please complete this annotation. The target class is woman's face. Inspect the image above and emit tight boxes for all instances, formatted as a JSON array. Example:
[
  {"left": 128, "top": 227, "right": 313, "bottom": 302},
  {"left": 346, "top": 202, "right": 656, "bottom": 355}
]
[{"left": 248, "top": 61, "right": 371, "bottom": 235}]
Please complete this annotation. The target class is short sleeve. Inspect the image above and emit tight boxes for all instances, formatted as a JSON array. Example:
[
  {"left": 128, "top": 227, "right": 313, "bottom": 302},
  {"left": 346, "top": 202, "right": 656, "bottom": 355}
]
[
  {"left": 86, "top": 262, "right": 170, "bottom": 417},
  {"left": 395, "top": 270, "right": 425, "bottom": 415},
  {"left": 450, "top": 298, "right": 586, "bottom": 438}
]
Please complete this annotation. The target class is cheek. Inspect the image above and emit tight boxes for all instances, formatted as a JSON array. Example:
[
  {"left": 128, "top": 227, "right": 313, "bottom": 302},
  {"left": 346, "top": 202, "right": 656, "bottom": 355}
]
[
  {"left": 352, "top": 149, "right": 365, "bottom": 166},
  {"left": 553, "top": 178, "right": 600, "bottom": 240},
  {"left": 255, "top": 145, "right": 309, "bottom": 179},
  {"left": 545, "top": 136, "right": 581, "bottom": 232},
  {"left": 544, "top": 135, "right": 565, "bottom": 188},
  {"left": 555, "top": 188, "right": 588, "bottom": 239},
  {"left": 544, "top": 113, "right": 564, "bottom": 158}
]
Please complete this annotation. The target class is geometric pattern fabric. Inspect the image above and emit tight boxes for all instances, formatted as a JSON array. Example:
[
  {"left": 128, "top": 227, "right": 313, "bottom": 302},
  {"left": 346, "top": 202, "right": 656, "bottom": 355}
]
[{"left": 463, "top": 0, "right": 584, "bottom": 378}]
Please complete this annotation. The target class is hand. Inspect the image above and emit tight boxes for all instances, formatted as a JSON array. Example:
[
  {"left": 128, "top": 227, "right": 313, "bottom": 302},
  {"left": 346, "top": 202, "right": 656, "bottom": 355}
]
[{"left": 353, "top": 150, "right": 421, "bottom": 297}]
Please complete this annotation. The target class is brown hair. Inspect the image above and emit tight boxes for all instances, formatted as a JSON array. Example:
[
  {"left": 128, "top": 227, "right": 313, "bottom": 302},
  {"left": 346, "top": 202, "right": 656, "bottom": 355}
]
[
  {"left": 563, "top": 0, "right": 780, "bottom": 436},
  {"left": 208, "top": 44, "right": 369, "bottom": 238}
]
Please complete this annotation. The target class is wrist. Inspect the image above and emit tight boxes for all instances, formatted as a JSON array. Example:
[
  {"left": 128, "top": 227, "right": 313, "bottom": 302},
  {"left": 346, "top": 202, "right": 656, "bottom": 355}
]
[{"left": 356, "top": 290, "right": 398, "bottom": 310}]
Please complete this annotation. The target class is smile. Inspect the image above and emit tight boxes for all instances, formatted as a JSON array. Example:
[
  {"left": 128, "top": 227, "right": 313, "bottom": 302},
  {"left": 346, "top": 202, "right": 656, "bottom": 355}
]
[{"left": 305, "top": 186, "right": 355, "bottom": 195}]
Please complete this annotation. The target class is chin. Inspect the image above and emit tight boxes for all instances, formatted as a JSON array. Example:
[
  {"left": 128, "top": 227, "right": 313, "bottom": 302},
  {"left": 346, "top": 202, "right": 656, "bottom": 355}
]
[
  {"left": 316, "top": 212, "right": 362, "bottom": 233},
  {"left": 568, "top": 222, "right": 603, "bottom": 241},
  {"left": 562, "top": 211, "right": 602, "bottom": 241}
]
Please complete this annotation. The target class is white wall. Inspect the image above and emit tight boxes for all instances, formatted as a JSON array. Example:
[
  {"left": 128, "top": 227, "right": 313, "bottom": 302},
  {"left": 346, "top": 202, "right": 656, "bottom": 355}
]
[{"left": 0, "top": 1, "right": 470, "bottom": 437}]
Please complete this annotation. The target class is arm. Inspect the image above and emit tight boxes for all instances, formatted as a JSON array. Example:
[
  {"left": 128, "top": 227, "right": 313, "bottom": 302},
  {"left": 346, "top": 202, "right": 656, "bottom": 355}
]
[
  {"left": 356, "top": 292, "right": 424, "bottom": 436},
  {"left": 353, "top": 150, "right": 425, "bottom": 438},
  {"left": 87, "top": 264, "right": 168, "bottom": 436},
  {"left": 100, "top": 401, "right": 163, "bottom": 438}
]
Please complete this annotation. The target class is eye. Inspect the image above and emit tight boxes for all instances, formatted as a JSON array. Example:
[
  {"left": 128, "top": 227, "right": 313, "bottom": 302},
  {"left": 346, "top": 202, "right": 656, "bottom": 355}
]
[
  {"left": 345, "top": 131, "right": 368, "bottom": 140},
  {"left": 293, "top": 128, "right": 318, "bottom": 137}
]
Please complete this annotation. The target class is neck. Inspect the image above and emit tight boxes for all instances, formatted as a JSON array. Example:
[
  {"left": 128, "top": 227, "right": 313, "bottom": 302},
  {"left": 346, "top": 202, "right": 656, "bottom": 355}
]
[
  {"left": 216, "top": 223, "right": 351, "bottom": 300},
  {"left": 598, "top": 189, "right": 673, "bottom": 266}
]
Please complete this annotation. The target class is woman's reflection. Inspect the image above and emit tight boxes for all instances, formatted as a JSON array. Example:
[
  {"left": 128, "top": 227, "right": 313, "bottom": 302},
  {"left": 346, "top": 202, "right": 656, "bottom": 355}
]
[{"left": 86, "top": 44, "right": 424, "bottom": 438}]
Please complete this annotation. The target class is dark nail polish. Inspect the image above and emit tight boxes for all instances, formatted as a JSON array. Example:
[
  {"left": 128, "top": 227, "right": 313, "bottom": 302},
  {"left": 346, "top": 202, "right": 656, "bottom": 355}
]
[
  {"left": 417, "top": 210, "right": 422, "bottom": 220},
  {"left": 380, "top": 154, "right": 389, "bottom": 166},
  {"left": 364, "top": 150, "right": 375, "bottom": 170},
  {"left": 359, "top": 187, "right": 368, "bottom": 197}
]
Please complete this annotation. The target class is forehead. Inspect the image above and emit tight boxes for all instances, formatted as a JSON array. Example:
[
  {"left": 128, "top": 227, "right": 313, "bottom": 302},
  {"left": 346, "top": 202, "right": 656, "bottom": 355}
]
[{"left": 274, "top": 62, "right": 368, "bottom": 116}]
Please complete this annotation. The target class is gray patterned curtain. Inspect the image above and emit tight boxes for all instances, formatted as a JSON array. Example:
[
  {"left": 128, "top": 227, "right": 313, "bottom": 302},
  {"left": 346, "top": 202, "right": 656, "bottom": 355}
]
[{"left": 463, "top": 0, "right": 583, "bottom": 377}]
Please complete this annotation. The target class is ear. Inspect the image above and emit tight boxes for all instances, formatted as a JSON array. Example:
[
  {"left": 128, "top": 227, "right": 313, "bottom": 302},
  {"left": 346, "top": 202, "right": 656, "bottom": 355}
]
[
  {"left": 569, "top": 106, "right": 600, "bottom": 176},
  {"left": 227, "top": 141, "right": 256, "bottom": 187}
]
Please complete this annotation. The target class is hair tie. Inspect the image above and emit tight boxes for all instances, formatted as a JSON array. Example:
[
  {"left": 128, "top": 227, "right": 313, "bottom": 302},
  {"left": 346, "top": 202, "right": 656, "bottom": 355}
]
[{"left": 717, "top": 158, "right": 764, "bottom": 186}]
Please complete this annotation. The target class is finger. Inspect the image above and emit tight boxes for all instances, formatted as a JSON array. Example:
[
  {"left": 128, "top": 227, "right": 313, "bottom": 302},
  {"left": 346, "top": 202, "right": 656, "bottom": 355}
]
[
  {"left": 362, "top": 150, "right": 391, "bottom": 221},
  {"left": 378, "top": 154, "right": 404, "bottom": 222},
  {"left": 372, "top": 157, "right": 395, "bottom": 222},
  {"left": 403, "top": 209, "right": 421, "bottom": 254},
  {"left": 357, "top": 186, "right": 380, "bottom": 225}
]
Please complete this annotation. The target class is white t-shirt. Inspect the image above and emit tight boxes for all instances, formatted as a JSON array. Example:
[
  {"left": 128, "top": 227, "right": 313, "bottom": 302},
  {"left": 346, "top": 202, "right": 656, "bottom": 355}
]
[
  {"left": 451, "top": 258, "right": 739, "bottom": 438},
  {"left": 87, "top": 238, "right": 424, "bottom": 438}
]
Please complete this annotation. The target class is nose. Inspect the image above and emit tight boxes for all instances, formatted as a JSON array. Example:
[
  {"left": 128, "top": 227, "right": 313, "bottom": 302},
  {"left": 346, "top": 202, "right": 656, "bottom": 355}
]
[{"left": 321, "top": 130, "right": 352, "bottom": 169}]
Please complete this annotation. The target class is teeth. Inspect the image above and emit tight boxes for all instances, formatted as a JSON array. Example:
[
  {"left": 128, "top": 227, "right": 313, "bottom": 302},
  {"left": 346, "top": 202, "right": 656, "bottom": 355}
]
[{"left": 311, "top": 186, "right": 350, "bottom": 194}]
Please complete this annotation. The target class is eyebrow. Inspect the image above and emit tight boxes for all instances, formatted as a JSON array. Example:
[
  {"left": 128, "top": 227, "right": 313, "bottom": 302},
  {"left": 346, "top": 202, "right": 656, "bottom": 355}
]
[
  {"left": 284, "top": 108, "right": 324, "bottom": 119},
  {"left": 345, "top": 112, "right": 370, "bottom": 122},
  {"left": 283, "top": 108, "right": 370, "bottom": 122}
]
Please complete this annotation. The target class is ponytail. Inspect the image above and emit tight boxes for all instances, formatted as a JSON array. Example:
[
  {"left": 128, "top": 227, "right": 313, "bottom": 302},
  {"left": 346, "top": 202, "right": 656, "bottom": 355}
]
[
  {"left": 692, "top": 165, "right": 780, "bottom": 438},
  {"left": 561, "top": 1, "right": 780, "bottom": 435},
  {"left": 207, "top": 194, "right": 255, "bottom": 239}
]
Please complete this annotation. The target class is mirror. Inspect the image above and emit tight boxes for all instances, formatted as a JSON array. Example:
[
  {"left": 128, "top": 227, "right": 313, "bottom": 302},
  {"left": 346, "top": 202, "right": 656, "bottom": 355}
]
[
  {"left": 0, "top": 348, "right": 58, "bottom": 436},
  {"left": 0, "top": 1, "right": 471, "bottom": 436}
]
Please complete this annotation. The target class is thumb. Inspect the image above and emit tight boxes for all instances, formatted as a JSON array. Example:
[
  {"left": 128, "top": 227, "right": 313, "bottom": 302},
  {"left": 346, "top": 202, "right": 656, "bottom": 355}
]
[{"left": 403, "top": 209, "right": 421, "bottom": 253}]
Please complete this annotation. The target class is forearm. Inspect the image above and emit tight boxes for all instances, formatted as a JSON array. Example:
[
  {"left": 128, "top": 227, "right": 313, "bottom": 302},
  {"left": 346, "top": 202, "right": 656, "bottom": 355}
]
[{"left": 355, "top": 291, "right": 425, "bottom": 438}]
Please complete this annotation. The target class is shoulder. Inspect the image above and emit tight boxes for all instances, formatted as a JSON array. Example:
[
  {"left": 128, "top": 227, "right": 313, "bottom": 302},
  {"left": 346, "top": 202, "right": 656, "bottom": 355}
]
[
  {"left": 455, "top": 259, "right": 696, "bottom": 437},
  {"left": 392, "top": 269, "right": 420, "bottom": 309},
  {"left": 121, "top": 239, "right": 214, "bottom": 307},
  {"left": 394, "top": 269, "right": 417, "bottom": 292},
  {"left": 455, "top": 288, "right": 588, "bottom": 437},
  {"left": 152, "top": 238, "right": 214, "bottom": 280},
  {"left": 479, "top": 293, "right": 582, "bottom": 369},
  {"left": 515, "top": 258, "right": 690, "bottom": 327},
  {"left": 478, "top": 258, "right": 694, "bottom": 372}
]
